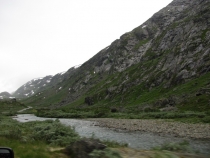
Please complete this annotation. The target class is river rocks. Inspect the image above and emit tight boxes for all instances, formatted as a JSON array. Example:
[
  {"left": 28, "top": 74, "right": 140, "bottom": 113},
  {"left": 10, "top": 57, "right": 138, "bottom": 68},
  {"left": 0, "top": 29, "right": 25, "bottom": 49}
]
[
  {"left": 65, "top": 138, "right": 106, "bottom": 158},
  {"left": 87, "top": 118, "right": 210, "bottom": 140}
]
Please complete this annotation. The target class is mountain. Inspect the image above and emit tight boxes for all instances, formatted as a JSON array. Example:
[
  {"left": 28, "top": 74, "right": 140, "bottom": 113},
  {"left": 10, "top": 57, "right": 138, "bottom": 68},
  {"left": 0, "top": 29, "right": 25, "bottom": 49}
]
[
  {"left": 0, "top": 92, "right": 12, "bottom": 99},
  {"left": 16, "top": 0, "right": 210, "bottom": 113},
  {"left": 12, "top": 65, "right": 81, "bottom": 99}
]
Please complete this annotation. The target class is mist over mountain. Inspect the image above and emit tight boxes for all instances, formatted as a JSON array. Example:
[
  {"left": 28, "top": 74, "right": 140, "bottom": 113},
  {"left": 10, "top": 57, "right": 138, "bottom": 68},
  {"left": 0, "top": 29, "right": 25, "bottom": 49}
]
[{"left": 1, "top": 0, "right": 210, "bottom": 114}]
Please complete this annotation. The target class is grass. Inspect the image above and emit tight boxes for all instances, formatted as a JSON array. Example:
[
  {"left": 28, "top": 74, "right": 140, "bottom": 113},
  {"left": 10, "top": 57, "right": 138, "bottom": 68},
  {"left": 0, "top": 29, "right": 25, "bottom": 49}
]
[
  {"left": 89, "top": 148, "right": 122, "bottom": 158},
  {"left": 0, "top": 137, "right": 66, "bottom": 158},
  {"left": 133, "top": 39, "right": 149, "bottom": 51},
  {"left": 21, "top": 61, "right": 210, "bottom": 122},
  {"left": 153, "top": 140, "right": 197, "bottom": 154},
  {"left": 0, "top": 99, "right": 26, "bottom": 116},
  {"left": 0, "top": 116, "right": 79, "bottom": 158},
  {"left": 35, "top": 109, "right": 210, "bottom": 124}
]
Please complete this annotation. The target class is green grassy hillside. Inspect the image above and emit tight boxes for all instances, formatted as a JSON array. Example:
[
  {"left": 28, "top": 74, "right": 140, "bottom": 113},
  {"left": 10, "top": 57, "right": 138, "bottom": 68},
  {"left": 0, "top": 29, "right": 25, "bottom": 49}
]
[{"left": 19, "top": 0, "right": 210, "bottom": 122}]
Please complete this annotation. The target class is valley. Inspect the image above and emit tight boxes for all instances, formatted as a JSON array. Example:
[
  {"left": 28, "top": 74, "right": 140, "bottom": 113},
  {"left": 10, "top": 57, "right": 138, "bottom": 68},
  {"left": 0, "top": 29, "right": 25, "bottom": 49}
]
[{"left": 1, "top": 0, "right": 210, "bottom": 157}]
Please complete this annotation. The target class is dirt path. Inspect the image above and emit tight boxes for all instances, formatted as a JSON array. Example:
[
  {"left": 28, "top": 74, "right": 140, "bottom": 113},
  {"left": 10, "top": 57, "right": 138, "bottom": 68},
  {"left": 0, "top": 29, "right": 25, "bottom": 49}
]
[
  {"left": 18, "top": 106, "right": 32, "bottom": 113},
  {"left": 86, "top": 118, "right": 210, "bottom": 140}
]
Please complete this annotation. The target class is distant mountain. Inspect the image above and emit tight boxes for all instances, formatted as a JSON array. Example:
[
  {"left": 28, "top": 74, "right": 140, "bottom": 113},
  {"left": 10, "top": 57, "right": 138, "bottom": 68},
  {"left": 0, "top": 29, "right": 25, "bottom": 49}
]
[
  {"left": 11, "top": 65, "right": 81, "bottom": 99},
  {"left": 10, "top": 0, "right": 210, "bottom": 112},
  {"left": 0, "top": 92, "right": 12, "bottom": 99},
  {"left": 12, "top": 75, "right": 53, "bottom": 98}
]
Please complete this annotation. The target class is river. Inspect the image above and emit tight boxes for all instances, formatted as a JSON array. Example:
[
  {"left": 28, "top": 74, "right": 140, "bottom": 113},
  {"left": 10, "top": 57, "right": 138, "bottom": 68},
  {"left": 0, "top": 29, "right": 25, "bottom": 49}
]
[{"left": 13, "top": 114, "right": 210, "bottom": 155}]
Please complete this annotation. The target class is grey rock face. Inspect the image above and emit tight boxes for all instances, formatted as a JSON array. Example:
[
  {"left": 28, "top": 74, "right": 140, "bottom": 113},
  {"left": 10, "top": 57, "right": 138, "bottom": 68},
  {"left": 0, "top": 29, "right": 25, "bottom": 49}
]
[
  {"left": 67, "top": 0, "right": 210, "bottom": 106},
  {"left": 10, "top": 0, "right": 210, "bottom": 108}
]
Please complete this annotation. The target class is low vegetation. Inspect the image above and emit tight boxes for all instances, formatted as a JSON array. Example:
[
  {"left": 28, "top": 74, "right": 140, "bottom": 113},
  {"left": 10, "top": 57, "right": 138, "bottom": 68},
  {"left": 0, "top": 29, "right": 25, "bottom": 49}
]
[
  {"left": 89, "top": 148, "right": 122, "bottom": 158},
  {"left": 36, "top": 109, "right": 210, "bottom": 124},
  {"left": 0, "top": 115, "right": 126, "bottom": 158},
  {"left": 153, "top": 141, "right": 193, "bottom": 153},
  {"left": 0, "top": 99, "right": 26, "bottom": 116},
  {"left": 0, "top": 116, "right": 77, "bottom": 157}
]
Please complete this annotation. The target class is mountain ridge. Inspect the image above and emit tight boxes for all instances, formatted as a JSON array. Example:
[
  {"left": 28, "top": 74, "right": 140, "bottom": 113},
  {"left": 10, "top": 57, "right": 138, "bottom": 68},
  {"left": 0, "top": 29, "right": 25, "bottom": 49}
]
[{"left": 2, "top": 0, "right": 210, "bottom": 114}]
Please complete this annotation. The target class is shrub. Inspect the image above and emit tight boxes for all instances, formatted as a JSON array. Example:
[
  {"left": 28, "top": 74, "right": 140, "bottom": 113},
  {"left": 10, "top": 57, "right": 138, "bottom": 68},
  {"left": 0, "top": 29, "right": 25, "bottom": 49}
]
[
  {"left": 89, "top": 148, "right": 122, "bottom": 158},
  {"left": 102, "top": 140, "right": 127, "bottom": 148},
  {"left": 30, "top": 119, "right": 80, "bottom": 146},
  {"left": 153, "top": 141, "right": 193, "bottom": 153},
  {"left": 0, "top": 118, "right": 23, "bottom": 139},
  {"left": 202, "top": 116, "right": 210, "bottom": 123}
]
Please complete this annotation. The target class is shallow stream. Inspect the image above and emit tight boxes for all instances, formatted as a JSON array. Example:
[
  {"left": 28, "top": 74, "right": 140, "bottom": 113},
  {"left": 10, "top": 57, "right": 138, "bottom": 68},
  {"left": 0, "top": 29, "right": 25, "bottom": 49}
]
[{"left": 13, "top": 114, "right": 210, "bottom": 155}]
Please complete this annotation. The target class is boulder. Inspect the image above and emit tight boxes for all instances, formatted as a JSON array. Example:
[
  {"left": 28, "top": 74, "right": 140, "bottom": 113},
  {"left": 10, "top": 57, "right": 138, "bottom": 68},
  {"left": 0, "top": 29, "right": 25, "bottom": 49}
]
[
  {"left": 85, "top": 97, "right": 94, "bottom": 105},
  {"left": 65, "top": 138, "right": 106, "bottom": 158}
]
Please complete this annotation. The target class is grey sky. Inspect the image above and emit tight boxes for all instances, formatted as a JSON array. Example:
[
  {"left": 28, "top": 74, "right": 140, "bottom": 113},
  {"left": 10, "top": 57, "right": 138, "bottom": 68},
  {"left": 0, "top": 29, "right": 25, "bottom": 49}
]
[{"left": 0, "top": 0, "right": 173, "bottom": 93}]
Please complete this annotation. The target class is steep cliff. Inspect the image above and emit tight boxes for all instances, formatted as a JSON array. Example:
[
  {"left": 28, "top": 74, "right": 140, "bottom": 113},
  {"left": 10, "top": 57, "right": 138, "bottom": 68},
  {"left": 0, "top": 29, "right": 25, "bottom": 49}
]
[{"left": 21, "top": 0, "right": 210, "bottom": 113}]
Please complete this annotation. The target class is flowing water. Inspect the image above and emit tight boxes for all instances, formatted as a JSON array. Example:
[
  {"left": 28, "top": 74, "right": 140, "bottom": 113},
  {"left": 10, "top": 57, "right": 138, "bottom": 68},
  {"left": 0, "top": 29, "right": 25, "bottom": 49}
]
[{"left": 13, "top": 114, "right": 210, "bottom": 155}]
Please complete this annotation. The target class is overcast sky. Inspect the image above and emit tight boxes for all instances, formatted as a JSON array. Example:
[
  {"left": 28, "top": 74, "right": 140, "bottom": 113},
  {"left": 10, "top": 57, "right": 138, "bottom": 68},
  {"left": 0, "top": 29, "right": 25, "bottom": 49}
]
[{"left": 0, "top": 0, "right": 173, "bottom": 93}]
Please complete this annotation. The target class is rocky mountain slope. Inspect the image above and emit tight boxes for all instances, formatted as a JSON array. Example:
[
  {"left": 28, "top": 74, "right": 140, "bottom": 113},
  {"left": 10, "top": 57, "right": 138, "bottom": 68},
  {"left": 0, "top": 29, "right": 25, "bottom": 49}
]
[
  {"left": 18, "top": 0, "right": 210, "bottom": 113},
  {"left": 11, "top": 65, "right": 81, "bottom": 99}
]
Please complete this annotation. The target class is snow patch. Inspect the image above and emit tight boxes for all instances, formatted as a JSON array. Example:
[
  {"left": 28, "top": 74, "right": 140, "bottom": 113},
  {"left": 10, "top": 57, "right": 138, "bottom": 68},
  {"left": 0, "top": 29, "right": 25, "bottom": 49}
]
[
  {"left": 25, "top": 93, "right": 30, "bottom": 96},
  {"left": 74, "top": 64, "right": 81, "bottom": 69},
  {"left": 142, "top": 25, "right": 147, "bottom": 28},
  {"left": 33, "top": 78, "right": 39, "bottom": 81},
  {"left": 105, "top": 46, "right": 109, "bottom": 50},
  {"left": 59, "top": 87, "right": 62, "bottom": 90},
  {"left": 60, "top": 71, "right": 66, "bottom": 75},
  {"left": 43, "top": 84, "right": 46, "bottom": 86},
  {"left": 46, "top": 80, "right": 51, "bottom": 83},
  {"left": 9, "top": 97, "right": 15, "bottom": 99}
]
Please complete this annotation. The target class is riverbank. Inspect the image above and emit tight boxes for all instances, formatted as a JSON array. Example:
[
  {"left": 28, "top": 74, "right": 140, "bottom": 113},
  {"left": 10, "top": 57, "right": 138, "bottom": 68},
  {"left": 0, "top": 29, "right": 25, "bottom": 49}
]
[
  {"left": 87, "top": 118, "right": 210, "bottom": 140},
  {"left": 13, "top": 114, "right": 210, "bottom": 155}
]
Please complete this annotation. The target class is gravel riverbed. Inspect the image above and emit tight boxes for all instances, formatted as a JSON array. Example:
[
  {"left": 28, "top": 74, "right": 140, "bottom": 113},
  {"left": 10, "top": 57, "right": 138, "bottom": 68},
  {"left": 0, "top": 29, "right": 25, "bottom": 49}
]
[
  {"left": 86, "top": 118, "right": 210, "bottom": 140},
  {"left": 14, "top": 114, "right": 210, "bottom": 154}
]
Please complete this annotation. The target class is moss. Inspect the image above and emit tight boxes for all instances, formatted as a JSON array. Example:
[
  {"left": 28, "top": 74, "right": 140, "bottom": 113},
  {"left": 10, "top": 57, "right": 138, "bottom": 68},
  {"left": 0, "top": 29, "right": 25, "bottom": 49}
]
[
  {"left": 201, "top": 29, "right": 209, "bottom": 41},
  {"left": 132, "top": 39, "right": 149, "bottom": 51}
]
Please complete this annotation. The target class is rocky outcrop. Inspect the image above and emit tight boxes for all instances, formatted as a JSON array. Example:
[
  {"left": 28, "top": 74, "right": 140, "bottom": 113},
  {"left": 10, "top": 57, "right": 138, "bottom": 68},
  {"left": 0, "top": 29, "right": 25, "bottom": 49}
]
[
  {"left": 65, "top": 138, "right": 106, "bottom": 158},
  {"left": 64, "top": 0, "right": 210, "bottom": 95},
  {"left": 12, "top": 0, "right": 210, "bottom": 111}
]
